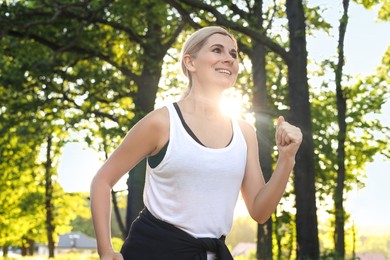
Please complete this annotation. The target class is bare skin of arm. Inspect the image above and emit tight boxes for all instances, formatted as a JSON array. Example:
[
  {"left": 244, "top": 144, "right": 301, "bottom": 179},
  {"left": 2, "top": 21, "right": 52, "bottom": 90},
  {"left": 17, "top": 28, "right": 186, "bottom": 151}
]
[
  {"left": 90, "top": 107, "right": 169, "bottom": 260},
  {"left": 240, "top": 116, "right": 302, "bottom": 224}
]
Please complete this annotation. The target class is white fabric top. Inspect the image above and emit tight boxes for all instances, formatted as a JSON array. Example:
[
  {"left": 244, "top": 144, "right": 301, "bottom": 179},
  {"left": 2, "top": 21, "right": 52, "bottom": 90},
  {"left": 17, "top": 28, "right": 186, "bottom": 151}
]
[{"left": 143, "top": 103, "right": 247, "bottom": 238}]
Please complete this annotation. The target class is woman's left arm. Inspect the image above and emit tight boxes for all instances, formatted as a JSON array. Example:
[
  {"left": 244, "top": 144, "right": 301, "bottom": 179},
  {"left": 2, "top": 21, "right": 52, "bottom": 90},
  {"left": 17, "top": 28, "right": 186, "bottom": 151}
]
[{"left": 240, "top": 116, "right": 302, "bottom": 224}]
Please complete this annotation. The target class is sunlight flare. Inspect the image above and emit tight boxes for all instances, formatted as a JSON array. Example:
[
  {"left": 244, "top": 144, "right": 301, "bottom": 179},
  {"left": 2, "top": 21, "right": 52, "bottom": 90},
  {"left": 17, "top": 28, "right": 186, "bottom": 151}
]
[{"left": 221, "top": 90, "right": 243, "bottom": 118}]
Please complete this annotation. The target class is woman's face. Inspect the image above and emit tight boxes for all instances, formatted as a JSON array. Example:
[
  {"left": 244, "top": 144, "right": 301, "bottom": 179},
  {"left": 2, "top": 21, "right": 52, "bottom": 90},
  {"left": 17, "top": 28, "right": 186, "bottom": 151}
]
[{"left": 188, "top": 33, "right": 239, "bottom": 90}]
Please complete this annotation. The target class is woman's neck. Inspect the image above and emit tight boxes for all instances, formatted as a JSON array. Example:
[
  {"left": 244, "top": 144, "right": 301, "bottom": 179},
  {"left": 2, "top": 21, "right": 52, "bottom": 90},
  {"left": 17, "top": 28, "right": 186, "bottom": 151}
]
[{"left": 179, "top": 92, "right": 224, "bottom": 119}]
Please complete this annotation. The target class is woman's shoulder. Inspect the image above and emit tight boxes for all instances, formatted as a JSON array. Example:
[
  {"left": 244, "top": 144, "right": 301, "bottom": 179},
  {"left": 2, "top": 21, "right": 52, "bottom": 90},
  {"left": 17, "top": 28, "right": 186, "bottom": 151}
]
[
  {"left": 141, "top": 105, "right": 170, "bottom": 130},
  {"left": 236, "top": 118, "right": 257, "bottom": 143},
  {"left": 130, "top": 105, "right": 170, "bottom": 156},
  {"left": 236, "top": 118, "right": 255, "bottom": 133}
]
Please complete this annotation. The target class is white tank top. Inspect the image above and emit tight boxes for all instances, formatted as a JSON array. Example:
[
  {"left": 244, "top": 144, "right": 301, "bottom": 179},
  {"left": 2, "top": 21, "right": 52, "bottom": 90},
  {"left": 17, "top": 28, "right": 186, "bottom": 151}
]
[{"left": 143, "top": 103, "right": 247, "bottom": 238}]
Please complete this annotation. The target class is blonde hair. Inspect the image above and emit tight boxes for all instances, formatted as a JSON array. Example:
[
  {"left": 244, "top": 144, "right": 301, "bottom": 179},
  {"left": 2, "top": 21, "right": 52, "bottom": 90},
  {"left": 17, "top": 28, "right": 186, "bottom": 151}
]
[{"left": 180, "top": 26, "right": 237, "bottom": 93}]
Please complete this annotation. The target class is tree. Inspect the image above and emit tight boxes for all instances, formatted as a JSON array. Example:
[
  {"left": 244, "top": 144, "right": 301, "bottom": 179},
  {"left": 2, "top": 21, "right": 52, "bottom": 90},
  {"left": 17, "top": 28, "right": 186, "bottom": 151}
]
[
  {"left": 1, "top": 1, "right": 119, "bottom": 254},
  {"left": 308, "top": 1, "right": 390, "bottom": 256},
  {"left": 1, "top": 0, "right": 185, "bottom": 239},
  {"left": 44, "top": 135, "right": 55, "bottom": 257},
  {"left": 0, "top": 127, "right": 41, "bottom": 256},
  {"left": 285, "top": 1, "right": 320, "bottom": 258},
  {"left": 0, "top": 33, "right": 52, "bottom": 255},
  {"left": 334, "top": 0, "right": 351, "bottom": 258},
  {"left": 0, "top": 62, "right": 86, "bottom": 257},
  {"left": 273, "top": 207, "right": 295, "bottom": 259}
]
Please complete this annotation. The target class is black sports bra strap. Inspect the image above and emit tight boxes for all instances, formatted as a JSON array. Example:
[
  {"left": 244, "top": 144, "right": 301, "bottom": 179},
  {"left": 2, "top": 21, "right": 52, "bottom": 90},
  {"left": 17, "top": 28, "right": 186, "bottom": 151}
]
[{"left": 173, "top": 102, "right": 206, "bottom": 147}]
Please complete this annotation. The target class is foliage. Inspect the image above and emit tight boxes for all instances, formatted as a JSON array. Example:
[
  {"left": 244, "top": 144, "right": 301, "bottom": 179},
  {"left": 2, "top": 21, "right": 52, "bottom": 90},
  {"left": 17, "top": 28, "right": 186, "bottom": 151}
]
[
  {"left": 354, "top": 0, "right": 390, "bottom": 20},
  {"left": 70, "top": 190, "right": 127, "bottom": 239},
  {"left": 357, "top": 234, "right": 390, "bottom": 258},
  {"left": 318, "top": 232, "right": 390, "bottom": 259},
  {"left": 70, "top": 216, "right": 95, "bottom": 239},
  {"left": 0, "top": 130, "right": 41, "bottom": 246},
  {"left": 273, "top": 207, "right": 296, "bottom": 259},
  {"left": 1, "top": 0, "right": 184, "bottom": 250},
  {"left": 112, "top": 237, "right": 124, "bottom": 253},
  {"left": 310, "top": 45, "right": 390, "bottom": 203}
]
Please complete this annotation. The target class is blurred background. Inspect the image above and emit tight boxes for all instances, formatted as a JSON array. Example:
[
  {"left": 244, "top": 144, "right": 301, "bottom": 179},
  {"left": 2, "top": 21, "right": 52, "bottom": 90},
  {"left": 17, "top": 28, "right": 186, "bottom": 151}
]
[{"left": 1, "top": 0, "right": 389, "bottom": 259}]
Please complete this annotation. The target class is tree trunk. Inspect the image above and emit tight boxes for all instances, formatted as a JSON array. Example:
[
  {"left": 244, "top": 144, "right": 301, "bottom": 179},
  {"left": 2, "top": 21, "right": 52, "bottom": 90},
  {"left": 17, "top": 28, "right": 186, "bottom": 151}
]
[
  {"left": 21, "top": 241, "right": 27, "bottom": 256},
  {"left": 28, "top": 239, "right": 35, "bottom": 256},
  {"left": 125, "top": 64, "right": 162, "bottom": 233},
  {"left": 121, "top": 2, "right": 184, "bottom": 233},
  {"left": 2, "top": 245, "right": 8, "bottom": 257},
  {"left": 285, "top": 1, "right": 319, "bottom": 259},
  {"left": 102, "top": 141, "right": 127, "bottom": 239},
  {"left": 251, "top": 41, "right": 273, "bottom": 260},
  {"left": 112, "top": 190, "right": 127, "bottom": 239},
  {"left": 21, "top": 237, "right": 34, "bottom": 256},
  {"left": 45, "top": 135, "right": 55, "bottom": 258},
  {"left": 335, "top": 0, "right": 350, "bottom": 258},
  {"left": 125, "top": 159, "right": 147, "bottom": 234}
]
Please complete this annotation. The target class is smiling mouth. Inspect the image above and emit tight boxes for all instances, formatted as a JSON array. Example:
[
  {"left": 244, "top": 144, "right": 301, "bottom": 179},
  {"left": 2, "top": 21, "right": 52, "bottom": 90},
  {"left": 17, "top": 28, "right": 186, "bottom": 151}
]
[{"left": 215, "top": 69, "right": 232, "bottom": 75}]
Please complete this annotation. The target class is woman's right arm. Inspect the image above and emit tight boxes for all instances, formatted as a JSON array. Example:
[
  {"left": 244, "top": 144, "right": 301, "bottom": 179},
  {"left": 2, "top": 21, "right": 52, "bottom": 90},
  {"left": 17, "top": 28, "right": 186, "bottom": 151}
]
[{"left": 90, "top": 107, "right": 169, "bottom": 259}]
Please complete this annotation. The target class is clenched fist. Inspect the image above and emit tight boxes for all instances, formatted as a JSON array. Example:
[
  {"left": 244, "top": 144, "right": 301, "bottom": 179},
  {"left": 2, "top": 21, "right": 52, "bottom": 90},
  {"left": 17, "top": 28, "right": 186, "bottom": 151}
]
[{"left": 275, "top": 116, "right": 302, "bottom": 158}]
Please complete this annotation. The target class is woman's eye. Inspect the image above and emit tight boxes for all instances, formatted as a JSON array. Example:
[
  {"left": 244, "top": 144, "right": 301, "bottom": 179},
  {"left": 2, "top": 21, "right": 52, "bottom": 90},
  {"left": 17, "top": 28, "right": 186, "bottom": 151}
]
[
  {"left": 230, "top": 52, "right": 237, "bottom": 59},
  {"left": 212, "top": 48, "right": 221, "bottom": 53}
]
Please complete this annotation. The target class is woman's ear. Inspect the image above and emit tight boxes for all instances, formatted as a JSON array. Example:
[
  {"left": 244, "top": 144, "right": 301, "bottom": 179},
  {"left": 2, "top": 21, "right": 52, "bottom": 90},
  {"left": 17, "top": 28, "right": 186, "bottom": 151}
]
[{"left": 183, "top": 54, "right": 196, "bottom": 72}]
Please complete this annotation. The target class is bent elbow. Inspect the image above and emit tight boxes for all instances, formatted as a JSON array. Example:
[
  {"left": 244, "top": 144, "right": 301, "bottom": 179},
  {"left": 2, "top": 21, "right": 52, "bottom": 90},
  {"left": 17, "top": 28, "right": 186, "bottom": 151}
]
[
  {"left": 257, "top": 217, "right": 271, "bottom": 224},
  {"left": 250, "top": 212, "right": 271, "bottom": 224},
  {"left": 90, "top": 173, "right": 113, "bottom": 195}
]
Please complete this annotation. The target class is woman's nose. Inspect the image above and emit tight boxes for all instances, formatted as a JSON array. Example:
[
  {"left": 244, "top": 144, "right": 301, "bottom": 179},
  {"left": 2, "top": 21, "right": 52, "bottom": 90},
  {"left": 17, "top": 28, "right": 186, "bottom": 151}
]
[{"left": 223, "top": 53, "right": 235, "bottom": 64}]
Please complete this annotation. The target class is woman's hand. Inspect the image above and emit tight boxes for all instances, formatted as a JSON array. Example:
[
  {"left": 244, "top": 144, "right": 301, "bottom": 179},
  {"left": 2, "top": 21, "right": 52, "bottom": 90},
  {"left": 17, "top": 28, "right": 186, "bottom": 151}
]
[
  {"left": 100, "top": 251, "right": 124, "bottom": 260},
  {"left": 275, "top": 116, "right": 302, "bottom": 158}
]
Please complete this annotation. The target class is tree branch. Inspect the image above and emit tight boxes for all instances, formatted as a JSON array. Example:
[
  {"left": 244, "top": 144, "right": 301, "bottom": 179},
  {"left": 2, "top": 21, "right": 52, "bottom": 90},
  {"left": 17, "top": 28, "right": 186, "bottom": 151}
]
[
  {"left": 230, "top": 3, "right": 250, "bottom": 21},
  {"left": 165, "top": 0, "right": 202, "bottom": 30},
  {"left": 163, "top": 20, "right": 186, "bottom": 52},
  {"left": 7, "top": 30, "right": 140, "bottom": 81},
  {"left": 170, "top": 0, "right": 290, "bottom": 62}
]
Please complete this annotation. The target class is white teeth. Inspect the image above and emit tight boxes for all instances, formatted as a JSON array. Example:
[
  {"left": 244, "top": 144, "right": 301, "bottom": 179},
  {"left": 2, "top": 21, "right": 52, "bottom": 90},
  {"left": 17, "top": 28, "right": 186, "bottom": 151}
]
[{"left": 216, "top": 69, "right": 231, "bottom": 75}]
